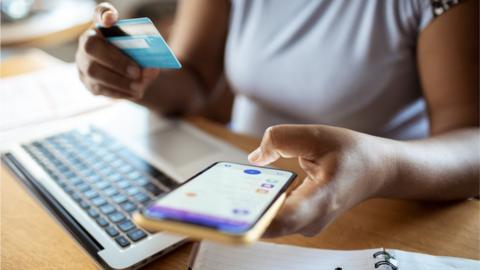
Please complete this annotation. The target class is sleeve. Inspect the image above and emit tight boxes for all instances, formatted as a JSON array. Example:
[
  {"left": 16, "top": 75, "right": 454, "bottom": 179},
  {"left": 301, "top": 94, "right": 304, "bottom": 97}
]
[{"left": 417, "top": 0, "right": 465, "bottom": 32}]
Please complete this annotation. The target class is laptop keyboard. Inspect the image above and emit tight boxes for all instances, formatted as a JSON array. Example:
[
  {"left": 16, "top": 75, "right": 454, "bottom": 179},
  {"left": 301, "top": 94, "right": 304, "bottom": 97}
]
[{"left": 21, "top": 126, "right": 178, "bottom": 248}]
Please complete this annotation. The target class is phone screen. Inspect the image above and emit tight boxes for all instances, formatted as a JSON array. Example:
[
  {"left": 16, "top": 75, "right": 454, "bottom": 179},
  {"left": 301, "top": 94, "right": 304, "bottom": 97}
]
[{"left": 144, "top": 162, "right": 295, "bottom": 233}]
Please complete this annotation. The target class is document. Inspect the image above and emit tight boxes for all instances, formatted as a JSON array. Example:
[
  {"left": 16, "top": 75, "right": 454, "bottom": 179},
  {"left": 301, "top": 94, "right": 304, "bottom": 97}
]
[{"left": 0, "top": 63, "right": 113, "bottom": 132}]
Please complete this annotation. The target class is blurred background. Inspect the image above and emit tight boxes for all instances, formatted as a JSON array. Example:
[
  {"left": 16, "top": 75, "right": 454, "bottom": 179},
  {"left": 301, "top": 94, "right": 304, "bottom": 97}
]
[{"left": 1, "top": 0, "right": 178, "bottom": 62}]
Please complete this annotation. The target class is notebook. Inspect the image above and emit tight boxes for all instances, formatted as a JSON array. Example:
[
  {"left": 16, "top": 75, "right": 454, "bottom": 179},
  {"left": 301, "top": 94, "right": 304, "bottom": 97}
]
[{"left": 188, "top": 241, "right": 479, "bottom": 270}]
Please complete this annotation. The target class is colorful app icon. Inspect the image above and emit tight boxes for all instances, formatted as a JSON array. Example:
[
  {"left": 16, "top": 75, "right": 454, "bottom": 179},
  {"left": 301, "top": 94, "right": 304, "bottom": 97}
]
[
  {"left": 232, "top": 208, "right": 250, "bottom": 215},
  {"left": 261, "top": 183, "right": 274, "bottom": 189},
  {"left": 266, "top": 179, "right": 278, "bottom": 184},
  {"left": 244, "top": 169, "right": 261, "bottom": 175},
  {"left": 256, "top": 188, "right": 269, "bottom": 194}
]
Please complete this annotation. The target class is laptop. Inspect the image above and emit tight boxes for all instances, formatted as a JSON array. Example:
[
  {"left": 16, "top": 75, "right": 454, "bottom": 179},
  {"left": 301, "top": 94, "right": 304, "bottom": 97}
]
[{"left": 1, "top": 101, "right": 247, "bottom": 269}]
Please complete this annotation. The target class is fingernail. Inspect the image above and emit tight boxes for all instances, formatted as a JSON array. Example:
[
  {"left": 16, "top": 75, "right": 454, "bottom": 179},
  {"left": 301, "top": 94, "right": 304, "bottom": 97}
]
[
  {"left": 130, "top": 82, "right": 142, "bottom": 92},
  {"left": 102, "top": 10, "right": 118, "bottom": 26},
  {"left": 248, "top": 148, "right": 262, "bottom": 163},
  {"left": 127, "top": 65, "right": 140, "bottom": 79}
]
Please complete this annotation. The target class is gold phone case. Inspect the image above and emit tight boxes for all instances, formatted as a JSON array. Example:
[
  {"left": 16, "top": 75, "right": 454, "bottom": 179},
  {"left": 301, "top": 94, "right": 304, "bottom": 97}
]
[{"left": 133, "top": 193, "right": 286, "bottom": 245}]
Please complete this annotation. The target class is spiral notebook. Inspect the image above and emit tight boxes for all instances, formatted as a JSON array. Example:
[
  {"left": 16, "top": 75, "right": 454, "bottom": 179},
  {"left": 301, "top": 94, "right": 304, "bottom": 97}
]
[{"left": 188, "top": 241, "right": 479, "bottom": 270}]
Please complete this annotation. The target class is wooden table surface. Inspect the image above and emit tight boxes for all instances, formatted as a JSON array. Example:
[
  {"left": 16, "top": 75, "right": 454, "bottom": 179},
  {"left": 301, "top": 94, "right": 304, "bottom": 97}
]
[{"left": 1, "top": 53, "right": 479, "bottom": 269}]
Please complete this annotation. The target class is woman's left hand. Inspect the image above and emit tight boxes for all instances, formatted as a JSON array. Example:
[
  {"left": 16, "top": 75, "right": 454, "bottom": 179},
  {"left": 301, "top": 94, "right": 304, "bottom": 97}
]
[{"left": 248, "top": 125, "right": 396, "bottom": 237}]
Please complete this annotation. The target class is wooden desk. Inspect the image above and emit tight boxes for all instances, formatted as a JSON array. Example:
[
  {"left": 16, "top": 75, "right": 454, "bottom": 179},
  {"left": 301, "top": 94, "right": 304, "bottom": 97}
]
[{"left": 1, "top": 54, "right": 479, "bottom": 269}]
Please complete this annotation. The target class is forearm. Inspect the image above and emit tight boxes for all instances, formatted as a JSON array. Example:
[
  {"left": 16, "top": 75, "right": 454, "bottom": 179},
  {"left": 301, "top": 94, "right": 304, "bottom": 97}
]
[{"left": 379, "top": 128, "right": 480, "bottom": 200}]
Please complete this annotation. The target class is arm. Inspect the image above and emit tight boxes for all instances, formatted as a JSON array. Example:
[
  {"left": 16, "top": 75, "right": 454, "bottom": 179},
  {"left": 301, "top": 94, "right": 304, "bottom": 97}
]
[
  {"left": 385, "top": 0, "right": 479, "bottom": 200},
  {"left": 137, "top": 0, "right": 231, "bottom": 115},
  {"left": 76, "top": 1, "right": 230, "bottom": 115},
  {"left": 248, "top": 0, "right": 479, "bottom": 237}
]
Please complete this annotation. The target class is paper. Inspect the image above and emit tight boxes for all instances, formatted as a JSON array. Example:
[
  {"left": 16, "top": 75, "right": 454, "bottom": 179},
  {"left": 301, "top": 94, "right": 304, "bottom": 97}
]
[
  {"left": 191, "top": 241, "right": 480, "bottom": 270},
  {"left": 0, "top": 63, "right": 113, "bottom": 132}
]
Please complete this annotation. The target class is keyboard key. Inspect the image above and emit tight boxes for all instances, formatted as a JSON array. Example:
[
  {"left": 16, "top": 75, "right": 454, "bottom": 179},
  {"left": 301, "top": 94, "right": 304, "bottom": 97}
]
[
  {"left": 105, "top": 226, "right": 119, "bottom": 237},
  {"left": 125, "top": 187, "right": 140, "bottom": 196},
  {"left": 110, "top": 159, "right": 125, "bottom": 168},
  {"left": 108, "top": 212, "right": 126, "bottom": 223},
  {"left": 120, "top": 201, "right": 137, "bottom": 213},
  {"left": 117, "top": 180, "right": 131, "bottom": 189},
  {"left": 127, "top": 171, "right": 142, "bottom": 180},
  {"left": 114, "top": 236, "right": 130, "bottom": 248},
  {"left": 99, "top": 204, "right": 116, "bottom": 215},
  {"left": 76, "top": 182, "right": 90, "bottom": 192},
  {"left": 143, "top": 183, "right": 162, "bottom": 196},
  {"left": 99, "top": 167, "right": 114, "bottom": 176},
  {"left": 108, "top": 173, "right": 123, "bottom": 182},
  {"left": 102, "top": 187, "right": 118, "bottom": 197},
  {"left": 64, "top": 170, "right": 78, "bottom": 178},
  {"left": 96, "top": 217, "right": 109, "bottom": 227},
  {"left": 127, "top": 229, "right": 147, "bottom": 242},
  {"left": 91, "top": 197, "right": 107, "bottom": 207},
  {"left": 80, "top": 169, "right": 96, "bottom": 177},
  {"left": 49, "top": 173, "right": 61, "bottom": 181},
  {"left": 111, "top": 194, "right": 127, "bottom": 204},
  {"left": 132, "top": 192, "right": 150, "bottom": 204},
  {"left": 94, "top": 180, "right": 110, "bottom": 190},
  {"left": 70, "top": 177, "right": 84, "bottom": 186},
  {"left": 78, "top": 200, "right": 90, "bottom": 209},
  {"left": 134, "top": 177, "right": 149, "bottom": 186},
  {"left": 71, "top": 193, "right": 83, "bottom": 202},
  {"left": 83, "top": 189, "right": 98, "bottom": 199},
  {"left": 119, "top": 165, "right": 135, "bottom": 174},
  {"left": 86, "top": 175, "right": 101, "bottom": 183},
  {"left": 63, "top": 185, "right": 75, "bottom": 195},
  {"left": 117, "top": 220, "right": 135, "bottom": 232},
  {"left": 87, "top": 208, "right": 100, "bottom": 218}
]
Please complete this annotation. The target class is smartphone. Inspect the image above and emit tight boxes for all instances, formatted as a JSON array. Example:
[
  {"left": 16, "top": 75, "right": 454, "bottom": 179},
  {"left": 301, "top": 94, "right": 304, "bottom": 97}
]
[{"left": 133, "top": 162, "right": 296, "bottom": 244}]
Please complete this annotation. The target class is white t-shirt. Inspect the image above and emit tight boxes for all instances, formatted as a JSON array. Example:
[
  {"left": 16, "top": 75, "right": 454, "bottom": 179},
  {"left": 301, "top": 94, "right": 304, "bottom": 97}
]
[{"left": 224, "top": 0, "right": 438, "bottom": 140}]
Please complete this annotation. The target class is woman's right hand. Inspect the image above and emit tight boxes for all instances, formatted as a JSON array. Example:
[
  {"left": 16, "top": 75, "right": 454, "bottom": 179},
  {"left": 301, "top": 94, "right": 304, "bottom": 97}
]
[{"left": 76, "top": 2, "right": 159, "bottom": 100}]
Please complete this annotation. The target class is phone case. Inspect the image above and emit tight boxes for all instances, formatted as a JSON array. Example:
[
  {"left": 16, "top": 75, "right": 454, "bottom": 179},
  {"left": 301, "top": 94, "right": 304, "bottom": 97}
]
[{"left": 132, "top": 193, "right": 286, "bottom": 245}]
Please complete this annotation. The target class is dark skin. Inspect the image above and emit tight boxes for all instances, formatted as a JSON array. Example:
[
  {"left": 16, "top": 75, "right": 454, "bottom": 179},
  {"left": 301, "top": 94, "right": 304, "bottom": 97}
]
[{"left": 76, "top": 1, "right": 479, "bottom": 237}]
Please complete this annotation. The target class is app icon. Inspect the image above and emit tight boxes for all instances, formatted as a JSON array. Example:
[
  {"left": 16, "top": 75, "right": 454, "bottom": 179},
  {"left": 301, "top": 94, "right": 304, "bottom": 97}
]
[
  {"left": 232, "top": 208, "right": 250, "bottom": 215},
  {"left": 256, "top": 188, "right": 269, "bottom": 194},
  {"left": 266, "top": 179, "right": 278, "bottom": 184},
  {"left": 261, "top": 183, "right": 274, "bottom": 189},
  {"left": 185, "top": 192, "right": 197, "bottom": 197},
  {"left": 244, "top": 169, "right": 261, "bottom": 175}
]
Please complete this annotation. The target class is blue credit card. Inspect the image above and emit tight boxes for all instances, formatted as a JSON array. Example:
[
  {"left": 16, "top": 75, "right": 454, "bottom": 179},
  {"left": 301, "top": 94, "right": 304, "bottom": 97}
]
[{"left": 98, "top": 17, "right": 181, "bottom": 69}]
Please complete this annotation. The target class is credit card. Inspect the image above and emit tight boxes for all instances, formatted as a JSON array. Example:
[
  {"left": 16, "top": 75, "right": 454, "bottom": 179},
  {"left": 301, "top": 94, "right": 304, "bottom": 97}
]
[{"left": 98, "top": 17, "right": 181, "bottom": 69}]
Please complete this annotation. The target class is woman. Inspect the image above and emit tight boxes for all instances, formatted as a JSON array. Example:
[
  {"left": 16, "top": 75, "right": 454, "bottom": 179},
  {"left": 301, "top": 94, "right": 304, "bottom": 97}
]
[{"left": 76, "top": 0, "right": 479, "bottom": 237}]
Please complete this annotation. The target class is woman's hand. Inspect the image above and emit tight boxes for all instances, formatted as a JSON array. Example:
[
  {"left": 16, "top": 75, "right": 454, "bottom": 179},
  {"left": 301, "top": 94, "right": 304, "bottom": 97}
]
[
  {"left": 76, "top": 2, "right": 160, "bottom": 100},
  {"left": 248, "top": 125, "right": 396, "bottom": 237}
]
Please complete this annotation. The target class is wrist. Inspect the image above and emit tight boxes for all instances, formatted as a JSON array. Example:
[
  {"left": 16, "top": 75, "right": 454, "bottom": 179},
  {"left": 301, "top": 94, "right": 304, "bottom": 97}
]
[
  {"left": 363, "top": 135, "right": 403, "bottom": 199},
  {"left": 141, "top": 69, "right": 207, "bottom": 115}
]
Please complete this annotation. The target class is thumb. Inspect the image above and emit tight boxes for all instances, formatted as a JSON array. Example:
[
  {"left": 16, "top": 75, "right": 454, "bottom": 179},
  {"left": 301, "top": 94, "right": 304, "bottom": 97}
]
[
  {"left": 248, "top": 125, "right": 319, "bottom": 166},
  {"left": 94, "top": 2, "right": 119, "bottom": 27}
]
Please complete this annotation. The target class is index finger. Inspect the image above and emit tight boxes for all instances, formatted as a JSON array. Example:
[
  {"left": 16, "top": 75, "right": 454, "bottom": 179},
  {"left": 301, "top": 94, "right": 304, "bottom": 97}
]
[
  {"left": 248, "top": 125, "right": 320, "bottom": 166},
  {"left": 94, "top": 2, "right": 118, "bottom": 27}
]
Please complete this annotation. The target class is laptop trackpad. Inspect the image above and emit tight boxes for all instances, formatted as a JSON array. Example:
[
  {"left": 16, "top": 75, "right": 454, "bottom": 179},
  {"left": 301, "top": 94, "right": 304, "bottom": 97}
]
[{"left": 140, "top": 128, "right": 219, "bottom": 167}]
